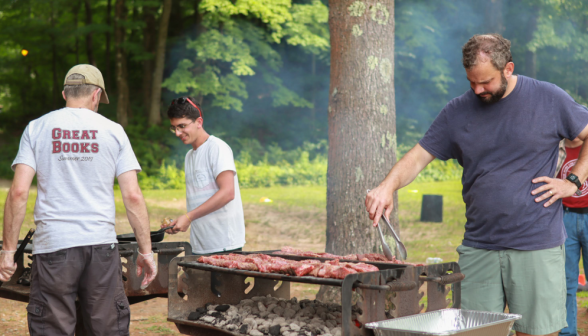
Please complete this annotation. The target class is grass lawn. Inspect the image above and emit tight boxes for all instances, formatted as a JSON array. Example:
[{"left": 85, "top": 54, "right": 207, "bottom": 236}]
[{"left": 0, "top": 181, "right": 461, "bottom": 263}]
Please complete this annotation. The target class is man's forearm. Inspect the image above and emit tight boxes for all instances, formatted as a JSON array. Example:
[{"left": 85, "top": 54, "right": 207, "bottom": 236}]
[
  {"left": 123, "top": 195, "right": 152, "bottom": 254},
  {"left": 379, "top": 144, "right": 435, "bottom": 191},
  {"left": 2, "top": 189, "right": 29, "bottom": 251},
  {"left": 571, "top": 144, "right": 588, "bottom": 183}
]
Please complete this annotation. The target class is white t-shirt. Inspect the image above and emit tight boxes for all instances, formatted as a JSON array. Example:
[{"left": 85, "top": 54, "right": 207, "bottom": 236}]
[
  {"left": 185, "top": 135, "right": 245, "bottom": 254},
  {"left": 12, "top": 107, "right": 141, "bottom": 254}
]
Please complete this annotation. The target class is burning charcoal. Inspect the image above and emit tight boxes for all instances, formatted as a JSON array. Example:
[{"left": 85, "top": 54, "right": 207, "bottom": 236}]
[
  {"left": 251, "top": 296, "right": 264, "bottom": 302},
  {"left": 268, "top": 313, "right": 278, "bottom": 320},
  {"left": 241, "top": 299, "right": 255, "bottom": 306},
  {"left": 325, "top": 321, "right": 336, "bottom": 329},
  {"left": 196, "top": 307, "right": 207, "bottom": 314},
  {"left": 273, "top": 306, "right": 285, "bottom": 317},
  {"left": 250, "top": 307, "right": 260, "bottom": 316},
  {"left": 273, "top": 317, "right": 286, "bottom": 325},
  {"left": 188, "top": 311, "right": 203, "bottom": 321},
  {"left": 278, "top": 301, "right": 287, "bottom": 309},
  {"left": 258, "top": 301, "right": 267, "bottom": 312},
  {"left": 201, "top": 316, "right": 216, "bottom": 324},
  {"left": 269, "top": 325, "right": 281, "bottom": 336},
  {"left": 227, "top": 306, "right": 239, "bottom": 317},
  {"left": 290, "top": 323, "right": 301, "bottom": 331},
  {"left": 298, "top": 321, "right": 307, "bottom": 328},
  {"left": 281, "top": 326, "right": 291, "bottom": 333},
  {"left": 216, "top": 304, "right": 231, "bottom": 312},
  {"left": 267, "top": 303, "right": 277, "bottom": 313},
  {"left": 260, "top": 311, "right": 271, "bottom": 318},
  {"left": 291, "top": 304, "right": 301, "bottom": 312},
  {"left": 226, "top": 324, "right": 238, "bottom": 331},
  {"left": 283, "top": 308, "right": 296, "bottom": 319},
  {"left": 317, "top": 312, "right": 326, "bottom": 320},
  {"left": 331, "top": 327, "right": 341, "bottom": 336},
  {"left": 243, "top": 317, "right": 258, "bottom": 330},
  {"left": 325, "top": 313, "right": 336, "bottom": 320},
  {"left": 228, "top": 316, "right": 241, "bottom": 325},
  {"left": 240, "top": 324, "right": 249, "bottom": 334},
  {"left": 239, "top": 306, "right": 252, "bottom": 315},
  {"left": 250, "top": 330, "right": 264, "bottom": 336},
  {"left": 216, "top": 320, "right": 227, "bottom": 328},
  {"left": 210, "top": 311, "right": 223, "bottom": 319}
]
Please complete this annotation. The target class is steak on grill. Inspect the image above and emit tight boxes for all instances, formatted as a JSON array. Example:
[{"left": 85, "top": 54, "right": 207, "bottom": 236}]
[{"left": 197, "top": 253, "right": 379, "bottom": 280}]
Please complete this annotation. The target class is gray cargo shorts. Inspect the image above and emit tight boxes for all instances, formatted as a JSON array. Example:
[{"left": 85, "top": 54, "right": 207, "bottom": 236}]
[{"left": 27, "top": 244, "right": 130, "bottom": 336}]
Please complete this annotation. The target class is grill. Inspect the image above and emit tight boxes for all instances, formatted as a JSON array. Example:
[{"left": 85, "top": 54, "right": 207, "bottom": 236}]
[
  {"left": 0, "top": 239, "right": 192, "bottom": 335},
  {"left": 167, "top": 251, "right": 464, "bottom": 336}
]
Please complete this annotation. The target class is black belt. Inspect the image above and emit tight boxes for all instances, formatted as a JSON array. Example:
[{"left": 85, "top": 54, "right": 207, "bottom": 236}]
[{"left": 564, "top": 206, "right": 588, "bottom": 214}]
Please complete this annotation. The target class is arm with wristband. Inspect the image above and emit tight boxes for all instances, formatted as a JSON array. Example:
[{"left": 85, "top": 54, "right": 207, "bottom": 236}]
[
  {"left": 118, "top": 170, "right": 157, "bottom": 289},
  {"left": 0, "top": 164, "right": 35, "bottom": 282}
]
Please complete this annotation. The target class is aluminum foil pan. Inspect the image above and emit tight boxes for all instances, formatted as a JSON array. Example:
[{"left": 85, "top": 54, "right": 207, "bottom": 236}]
[{"left": 364, "top": 309, "right": 521, "bottom": 336}]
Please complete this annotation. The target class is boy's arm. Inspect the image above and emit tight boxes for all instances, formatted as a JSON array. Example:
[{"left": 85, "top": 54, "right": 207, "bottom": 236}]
[{"left": 165, "top": 170, "right": 235, "bottom": 233}]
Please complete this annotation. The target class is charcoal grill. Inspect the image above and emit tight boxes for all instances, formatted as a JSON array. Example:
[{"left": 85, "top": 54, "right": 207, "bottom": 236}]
[
  {"left": 167, "top": 251, "right": 464, "bottom": 336},
  {"left": 0, "top": 239, "right": 192, "bottom": 335}
]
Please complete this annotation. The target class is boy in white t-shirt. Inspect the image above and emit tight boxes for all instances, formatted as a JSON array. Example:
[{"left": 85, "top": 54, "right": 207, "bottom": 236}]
[{"left": 163, "top": 97, "right": 245, "bottom": 254}]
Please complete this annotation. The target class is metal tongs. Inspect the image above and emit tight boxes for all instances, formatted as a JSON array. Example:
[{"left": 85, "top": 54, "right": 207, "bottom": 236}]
[
  {"left": 367, "top": 190, "right": 408, "bottom": 261},
  {"left": 379, "top": 213, "right": 408, "bottom": 260}
]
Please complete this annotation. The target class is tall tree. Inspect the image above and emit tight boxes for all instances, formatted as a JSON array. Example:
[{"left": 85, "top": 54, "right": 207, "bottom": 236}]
[
  {"left": 84, "top": 0, "right": 95, "bottom": 66},
  {"left": 320, "top": 0, "right": 397, "bottom": 298},
  {"left": 105, "top": 0, "right": 113, "bottom": 89},
  {"left": 142, "top": 3, "right": 157, "bottom": 110},
  {"left": 485, "top": 0, "right": 504, "bottom": 34},
  {"left": 115, "top": 0, "right": 129, "bottom": 127},
  {"left": 148, "top": 0, "right": 172, "bottom": 126},
  {"left": 524, "top": 4, "right": 538, "bottom": 78}
]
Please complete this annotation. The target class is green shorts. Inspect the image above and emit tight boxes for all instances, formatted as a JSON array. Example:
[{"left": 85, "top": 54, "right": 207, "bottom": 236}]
[{"left": 457, "top": 244, "right": 567, "bottom": 335}]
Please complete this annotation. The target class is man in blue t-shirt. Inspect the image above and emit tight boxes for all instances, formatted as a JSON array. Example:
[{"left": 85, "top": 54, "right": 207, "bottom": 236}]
[{"left": 366, "top": 34, "right": 588, "bottom": 336}]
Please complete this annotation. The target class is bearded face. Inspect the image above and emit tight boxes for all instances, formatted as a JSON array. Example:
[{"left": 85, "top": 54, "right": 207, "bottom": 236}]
[{"left": 474, "top": 72, "right": 508, "bottom": 104}]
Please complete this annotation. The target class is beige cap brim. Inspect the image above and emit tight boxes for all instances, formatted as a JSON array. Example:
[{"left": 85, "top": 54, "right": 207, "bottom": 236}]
[{"left": 100, "top": 90, "right": 109, "bottom": 104}]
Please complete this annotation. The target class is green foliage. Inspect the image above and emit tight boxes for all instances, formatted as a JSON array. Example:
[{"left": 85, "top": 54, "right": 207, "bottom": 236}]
[
  {"left": 236, "top": 150, "right": 327, "bottom": 188},
  {"left": 163, "top": 0, "right": 327, "bottom": 111},
  {"left": 136, "top": 140, "right": 460, "bottom": 190},
  {"left": 415, "top": 159, "right": 463, "bottom": 183},
  {"left": 137, "top": 141, "right": 328, "bottom": 190},
  {"left": 138, "top": 161, "right": 186, "bottom": 190}
]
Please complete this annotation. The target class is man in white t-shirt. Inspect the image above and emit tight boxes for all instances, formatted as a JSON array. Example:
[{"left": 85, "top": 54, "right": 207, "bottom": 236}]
[
  {"left": 0, "top": 64, "right": 156, "bottom": 335},
  {"left": 163, "top": 96, "right": 245, "bottom": 254}
]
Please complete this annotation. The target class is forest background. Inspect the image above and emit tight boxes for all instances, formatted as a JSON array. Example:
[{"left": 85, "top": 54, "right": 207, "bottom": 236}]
[{"left": 0, "top": 0, "right": 586, "bottom": 188}]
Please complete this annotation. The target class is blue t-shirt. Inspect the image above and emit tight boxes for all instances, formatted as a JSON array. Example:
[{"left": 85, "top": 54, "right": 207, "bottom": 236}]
[{"left": 420, "top": 75, "right": 588, "bottom": 250}]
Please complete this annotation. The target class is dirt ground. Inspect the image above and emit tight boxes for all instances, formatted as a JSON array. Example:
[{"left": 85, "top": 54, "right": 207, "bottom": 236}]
[
  {"left": 0, "top": 195, "right": 584, "bottom": 335},
  {"left": 0, "top": 199, "right": 326, "bottom": 335}
]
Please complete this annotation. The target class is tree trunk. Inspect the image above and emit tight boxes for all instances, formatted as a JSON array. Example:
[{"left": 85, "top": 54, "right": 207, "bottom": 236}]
[
  {"left": 84, "top": 0, "right": 95, "bottom": 66},
  {"left": 319, "top": 0, "right": 397, "bottom": 301},
  {"left": 74, "top": 0, "right": 80, "bottom": 64},
  {"left": 142, "top": 4, "right": 157, "bottom": 111},
  {"left": 484, "top": 0, "right": 504, "bottom": 34},
  {"left": 148, "top": 0, "right": 172, "bottom": 126},
  {"left": 105, "top": 0, "right": 112, "bottom": 89},
  {"left": 115, "top": 0, "right": 129, "bottom": 127},
  {"left": 51, "top": 1, "right": 58, "bottom": 109},
  {"left": 524, "top": 4, "right": 538, "bottom": 78}
]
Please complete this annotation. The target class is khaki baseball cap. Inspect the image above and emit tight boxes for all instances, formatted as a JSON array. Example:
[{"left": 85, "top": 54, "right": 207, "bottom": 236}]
[{"left": 64, "top": 64, "right": 109, "bottom": 104}]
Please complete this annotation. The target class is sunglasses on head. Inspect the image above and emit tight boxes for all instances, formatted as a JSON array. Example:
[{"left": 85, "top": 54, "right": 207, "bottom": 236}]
[{"left": 171, "top": 97, "right": 203, "bottom": 119}]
